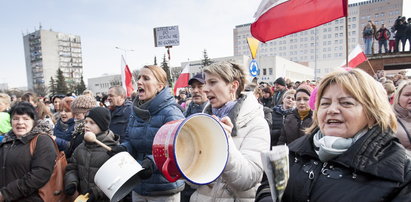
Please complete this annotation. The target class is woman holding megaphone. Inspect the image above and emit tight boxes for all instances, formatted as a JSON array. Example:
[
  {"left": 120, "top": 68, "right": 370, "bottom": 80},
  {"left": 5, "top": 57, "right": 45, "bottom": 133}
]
[
  {"left": 108, "top": 65, "right": 185, "bottom": 202},
  {"left": 189, "top": 61, "right": 270, "bottom": 201}
]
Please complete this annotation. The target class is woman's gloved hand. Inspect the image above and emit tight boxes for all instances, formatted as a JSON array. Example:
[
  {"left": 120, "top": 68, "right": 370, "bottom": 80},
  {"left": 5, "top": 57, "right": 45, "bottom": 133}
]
[{"left": 138, "top": 158, "right": 154, "bottom": 180}]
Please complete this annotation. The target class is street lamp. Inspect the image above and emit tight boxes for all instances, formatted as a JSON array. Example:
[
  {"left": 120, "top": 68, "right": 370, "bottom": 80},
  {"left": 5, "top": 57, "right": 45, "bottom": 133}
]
[{"left": 115, "top": 46, "right": 135, "bottom": 60}]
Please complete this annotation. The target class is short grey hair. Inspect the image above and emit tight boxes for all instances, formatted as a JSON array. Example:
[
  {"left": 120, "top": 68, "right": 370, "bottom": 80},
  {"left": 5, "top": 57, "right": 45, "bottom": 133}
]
[
  {"left": 109, "top": 85, "right": 126, "bottom": 97},
  {"left": 203, "top": 61, "right": 247, "bottom": 97}
]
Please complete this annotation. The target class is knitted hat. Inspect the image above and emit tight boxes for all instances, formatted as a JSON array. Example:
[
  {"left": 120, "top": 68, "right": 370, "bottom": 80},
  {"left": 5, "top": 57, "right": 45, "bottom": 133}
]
[
  {"left": 71, "top": 95, "right": 96, "bottom": 114},
  {"left": 274, "top": 77, "right": 286, "bottom": 86},
  {"left": 85, "top": 107, "right": 111, "bottom": 131},
  {"left": 296, "top": 84, "right": 313, "bottom": 97}
]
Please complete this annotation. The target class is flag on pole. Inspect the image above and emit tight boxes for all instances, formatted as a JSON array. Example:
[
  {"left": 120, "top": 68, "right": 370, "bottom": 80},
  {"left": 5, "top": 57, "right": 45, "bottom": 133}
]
[
  {"left": 340, "top": 44, "right": 368, "bottom": 68},
  {"left": 121, "top": 55, "right": 134, "bottom": 97},
  {"left": 173, "top": 63, "right": 190, "bottom": 95},
  {"left": 251, "top": 0, "right": 348, "bottom": 42}
]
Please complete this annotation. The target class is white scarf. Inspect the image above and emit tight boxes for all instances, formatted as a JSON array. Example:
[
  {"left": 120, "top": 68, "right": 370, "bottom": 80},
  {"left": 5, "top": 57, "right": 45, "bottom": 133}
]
[{"left": 313, "top": 129, "right": 367, "bottom": 162}]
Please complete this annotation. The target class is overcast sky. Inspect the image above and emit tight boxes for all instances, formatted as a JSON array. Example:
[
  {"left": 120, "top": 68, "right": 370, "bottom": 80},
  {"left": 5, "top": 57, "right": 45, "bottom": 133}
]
[{"left": 0, "top": 0, "right": 366, "bottom": 88}]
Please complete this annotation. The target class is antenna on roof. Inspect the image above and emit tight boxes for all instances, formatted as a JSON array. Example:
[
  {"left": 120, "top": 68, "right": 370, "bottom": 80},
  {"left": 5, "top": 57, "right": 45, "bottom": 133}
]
[{"left": 39, "top": 22, "right": 42, "bottom": 30}]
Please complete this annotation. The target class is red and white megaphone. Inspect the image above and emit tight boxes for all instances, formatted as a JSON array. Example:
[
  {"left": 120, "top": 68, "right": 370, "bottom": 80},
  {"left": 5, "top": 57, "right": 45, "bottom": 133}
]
[{"left": 152, "top": 113, "right": 229, "bottom": 185}]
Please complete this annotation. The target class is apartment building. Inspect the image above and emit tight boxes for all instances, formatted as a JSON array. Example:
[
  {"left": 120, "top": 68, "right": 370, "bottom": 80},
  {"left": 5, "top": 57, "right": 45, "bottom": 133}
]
[
  {"left": 23, "top": 28, "right": 83, "bottom": 94},
  {"left": 233, "top": 0, "right": 408, "bottom": 80}
]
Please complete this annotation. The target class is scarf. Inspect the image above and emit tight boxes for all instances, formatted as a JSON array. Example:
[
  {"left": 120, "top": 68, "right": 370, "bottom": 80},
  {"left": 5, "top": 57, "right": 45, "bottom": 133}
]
[
  {"left": 298, "top": 109, "right": 310, "bottom": 120},
  {"left": 313, "top": 129, "right": 367, "bottom": 162},
  {"left": 212, "top": 100, "right": 237, "bottom": 119},
  {"left": 394, "top": 103, "right": 411, "bottom": 121},
  {"left": 133, "top": 97, "right": 154, "bottom": 121}
]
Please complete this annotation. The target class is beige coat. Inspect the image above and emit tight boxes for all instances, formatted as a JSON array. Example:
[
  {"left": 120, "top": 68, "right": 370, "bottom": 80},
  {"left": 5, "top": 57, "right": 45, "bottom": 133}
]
[{"left": 191, "top": 93, "right": 270, "bottom": 202}]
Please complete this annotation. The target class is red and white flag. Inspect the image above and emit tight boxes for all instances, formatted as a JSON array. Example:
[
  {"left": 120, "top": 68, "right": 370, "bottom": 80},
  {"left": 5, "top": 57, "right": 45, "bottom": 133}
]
[
  {"left": 121, "top": 55, "right": 134, "bottom": 97},
  {"left": 173, "top": 63, "right": 190, "bottom": 95},
  {"left": 251, "top": 0, "right": 348, "bottom": 42},
  {"left": 340, "top": 44, "right": 368, "bottom": 68}
]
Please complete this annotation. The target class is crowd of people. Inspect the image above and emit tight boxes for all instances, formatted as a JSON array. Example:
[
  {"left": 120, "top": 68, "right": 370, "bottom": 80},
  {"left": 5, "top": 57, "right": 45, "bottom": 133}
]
[
  {"left": 363, "top": 16, "right": 411, "bottom": 55},
  {"left": 0, "top": 61, "right": 410, "bottom": 201}
]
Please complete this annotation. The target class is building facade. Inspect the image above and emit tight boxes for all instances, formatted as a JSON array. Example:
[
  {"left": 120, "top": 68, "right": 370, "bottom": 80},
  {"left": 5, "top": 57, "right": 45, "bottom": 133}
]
[
  {"left": 233, "top": 0, "right": 408, "bottom": 80},
  {"left": 180, "top": 55, "right": 313, "bottom": 84},
  {"left": 23, "top": 29, "right": 83, "bottom": 94}
]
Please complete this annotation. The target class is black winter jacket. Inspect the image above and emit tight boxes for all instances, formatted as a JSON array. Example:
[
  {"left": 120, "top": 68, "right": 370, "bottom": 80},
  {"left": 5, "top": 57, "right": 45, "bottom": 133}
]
[
  {"left": 109, "top": 100, "right": 132, "bottom": 143},
  {"left": 283, "top": 126, "right": 411, "bottom": 202},
  {"left": 65, "top": 130, "right": 119, "bottom": 201},
  {"left": 270, "top": 105, "right": 293, "bottom": 146},
  {"left": 0, "top": 129, "right": 56, "bottom": 201},
  {"left": 277, "top": 109, "right": 312, "bottom": 145}
]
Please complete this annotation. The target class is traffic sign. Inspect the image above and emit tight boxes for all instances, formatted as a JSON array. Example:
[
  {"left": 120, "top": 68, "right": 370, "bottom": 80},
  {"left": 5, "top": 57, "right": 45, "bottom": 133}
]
[{"left": 249, "top": 59, "right": 260, "bottom": 77}]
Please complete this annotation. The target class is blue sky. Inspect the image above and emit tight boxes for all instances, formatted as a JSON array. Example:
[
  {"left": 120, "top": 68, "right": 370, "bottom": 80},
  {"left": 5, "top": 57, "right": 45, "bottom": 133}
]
[{"left": 0, "top": 0, "right": 363, "bottom": 88}]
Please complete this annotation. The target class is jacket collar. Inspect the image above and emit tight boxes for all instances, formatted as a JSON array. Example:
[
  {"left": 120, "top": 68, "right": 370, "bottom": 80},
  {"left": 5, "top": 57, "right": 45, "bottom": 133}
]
[{"left": 290, "top": 126, "right": 407, "bottom": 182}]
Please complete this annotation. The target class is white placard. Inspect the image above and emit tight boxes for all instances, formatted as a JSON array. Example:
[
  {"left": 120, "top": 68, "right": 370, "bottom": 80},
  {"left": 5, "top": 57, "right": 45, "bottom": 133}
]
[{"left": 154, "top": 25, "right": 180, "bottom": 47}]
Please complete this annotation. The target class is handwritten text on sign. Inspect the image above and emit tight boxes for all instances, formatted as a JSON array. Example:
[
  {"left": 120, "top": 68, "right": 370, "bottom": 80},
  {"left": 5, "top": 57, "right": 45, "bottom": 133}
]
[{"left": 153, "top": 26, "right": 180, "bottom": 47}]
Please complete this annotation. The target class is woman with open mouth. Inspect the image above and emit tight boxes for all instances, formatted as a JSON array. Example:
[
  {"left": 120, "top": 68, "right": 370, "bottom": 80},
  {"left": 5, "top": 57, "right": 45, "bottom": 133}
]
[
  {"left": 107, "top": 65, "right": 185, "bottom": 202},
  {"left": 0, "top": 102, "right": 56, "bottom": 201},
  {"left": 190, "top": 61, "right": 270, "bottom": 201},
  {"left": 280, "top": 69, "right": 411, "bottom": 201},
  {"left": 393, "top": 80, "right": 411, "bottom": 151}
]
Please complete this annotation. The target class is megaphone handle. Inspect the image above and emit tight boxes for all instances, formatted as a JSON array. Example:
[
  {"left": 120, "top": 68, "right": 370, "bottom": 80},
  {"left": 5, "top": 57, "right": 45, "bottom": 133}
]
[{"left": 162, "top": 158, "right": 180, "bottom": 182}]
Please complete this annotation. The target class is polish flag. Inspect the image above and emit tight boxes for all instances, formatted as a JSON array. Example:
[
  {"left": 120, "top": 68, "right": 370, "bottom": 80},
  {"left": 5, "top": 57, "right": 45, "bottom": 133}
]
[
  {"left": 173, "top": 63, "right": 190, "bottom": 95},
  {"left": 340, "top": 44, "right": 368, "bottom": 68},
  {"left": 121, "top": 55, "right": 134, "bottom": 97},
  {"left": 251, "top": 0, "right": 348, "bottom": 42}
]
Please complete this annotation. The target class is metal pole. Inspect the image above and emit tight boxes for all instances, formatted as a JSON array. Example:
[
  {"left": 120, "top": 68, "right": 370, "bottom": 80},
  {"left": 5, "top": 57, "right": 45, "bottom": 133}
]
[
  {"left": 345, "top": 16, "right": 349, "bottom": 67},
  {"left": 314, "top": 27, "right": 317, "bottom": 80}
]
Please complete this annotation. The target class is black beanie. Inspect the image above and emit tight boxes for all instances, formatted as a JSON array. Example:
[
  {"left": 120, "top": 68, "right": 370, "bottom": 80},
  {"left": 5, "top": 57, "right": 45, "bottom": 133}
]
[
  {"left": 85, "top": 107, "right": 111, "bottom": 132},
  {"left": 274, "top": 77, "right": 286, "bottom": 86}
]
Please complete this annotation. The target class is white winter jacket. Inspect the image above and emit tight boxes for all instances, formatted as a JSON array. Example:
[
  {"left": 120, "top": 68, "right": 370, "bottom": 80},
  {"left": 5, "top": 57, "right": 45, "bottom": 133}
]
[{"left": 191, "top": 93, "right": 270, "bottom": 202}]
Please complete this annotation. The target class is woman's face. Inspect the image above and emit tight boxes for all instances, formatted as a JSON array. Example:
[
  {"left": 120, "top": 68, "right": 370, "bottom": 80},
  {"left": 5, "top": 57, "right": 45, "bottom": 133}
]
[
  {"left": 399, "top": 85, "right": 411, "bottom": 110},
  {"left": 295, "top": 92, "right": 310, "bottom": 111},
  {"left": 73, "top": 112, "right": 85, "bottom": 121},
  {"left": 12, "top": 114, "right": 34, "bottom": 137},
  {"left": 137, "top": 68, "right": 164, "bottom": 101},
  {"left": 0, "top": 102, "right": 9, "bottom": 112},
  {"left": 263, "top": 92, "right": 271, "bottom": 99},
  {"left": 60, "top": 109, "right": 73, "bottom": 123},
  {"left": 53, "top": 98, "right": 61, "bottom": 111},
  {"left": 282, "top": 94, "right": 295, "bottom": 109},
  {"left": 317, "top": 84, "right": 369, "bottom": 138},
  {"left": 203, "top": 72, "right": 236, "bottom": 108}
]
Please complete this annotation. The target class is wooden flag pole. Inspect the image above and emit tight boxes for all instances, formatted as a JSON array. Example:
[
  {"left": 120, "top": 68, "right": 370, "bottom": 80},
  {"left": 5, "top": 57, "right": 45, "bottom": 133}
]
[{"left": 367, "top": 60, "right": 376, "bottom": 75}]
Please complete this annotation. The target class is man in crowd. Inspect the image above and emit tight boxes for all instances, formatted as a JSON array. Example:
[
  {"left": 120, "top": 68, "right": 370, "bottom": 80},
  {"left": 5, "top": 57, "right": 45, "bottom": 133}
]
[
  {"left": 375, "top": 24, "right": 390, "bottom": 54},
  {"left": 184, "top": 73, "right": 208, "bottom": 117},
  {"left": 272, "top": 77, "right": 287, "bottom": 106},
  {"left": 107, "top": 86, "right": 132, "bottom": 143}
]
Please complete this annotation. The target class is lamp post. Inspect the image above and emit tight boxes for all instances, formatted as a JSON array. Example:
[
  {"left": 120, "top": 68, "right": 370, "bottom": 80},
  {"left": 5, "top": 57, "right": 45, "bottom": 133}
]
[{"left": 115, "top": 46, "right": 134, "bottom": 60}]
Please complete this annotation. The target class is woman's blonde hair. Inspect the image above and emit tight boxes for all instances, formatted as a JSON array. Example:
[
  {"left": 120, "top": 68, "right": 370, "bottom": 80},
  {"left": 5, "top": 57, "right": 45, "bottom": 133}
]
[
  {"left": 282, "top": 89, "right": 296, "bottom": 101},
  {"left": 36, "top": 102, "right": 55, "bottom": 123},
  {"left": 0, "top": 93, "right": 11, "bottom": 106},
  {"left": 306, "top": 68, "right": 397, "bottom": 134},
  {"left": 393, "top": 80, "right": 411, "bottom": 106},
  {"left": 203, "top": 61, "right": 247, "bottom": 97},
  {"left": 143, "top": 65, "right": 168, "bottom": 87}
]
